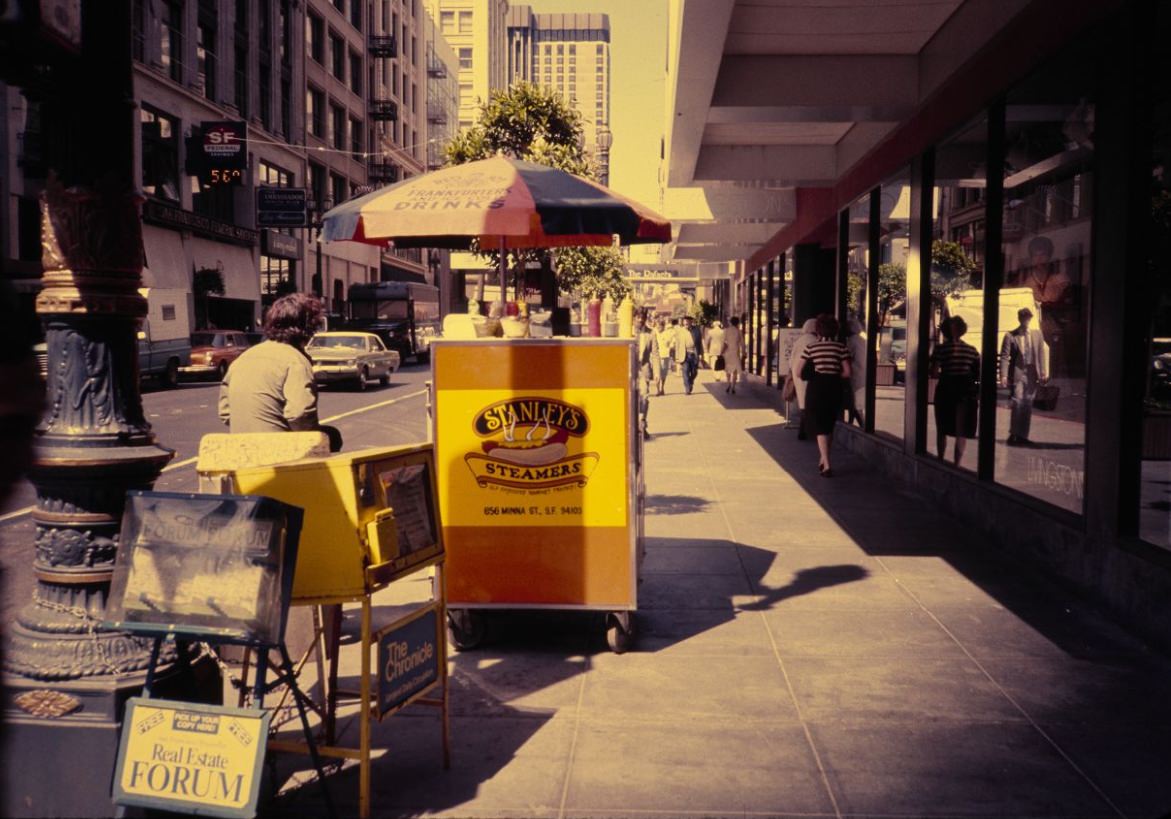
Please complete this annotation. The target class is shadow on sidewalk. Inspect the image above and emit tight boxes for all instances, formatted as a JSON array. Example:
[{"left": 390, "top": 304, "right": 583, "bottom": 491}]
[{"left": 742, "top": 422, "right": 1166, "bottom": 660}]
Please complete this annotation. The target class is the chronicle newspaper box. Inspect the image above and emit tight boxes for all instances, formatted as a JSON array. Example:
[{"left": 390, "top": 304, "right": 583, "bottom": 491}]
[{"left": 431, "top": 338, "right": 645, "bottom": 652}]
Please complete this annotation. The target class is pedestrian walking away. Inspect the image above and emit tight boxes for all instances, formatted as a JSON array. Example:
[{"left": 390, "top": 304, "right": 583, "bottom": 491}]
[
  {"left": 721, "top": 316, "right": 744, "bottom": 394},
  {"left": 706, "top": 320, "right": 726, "bottom": 378},
  {"left": 656, "top": 318, "right": 674, "bottom": 395},
  {"left": 998, "top": 306, "right": 1049, "bottom": 446},
  {"left": 799, "top": 313, "right": 852, "bottom": 476},
  {"left": 673, "top": 317, "right": 698, "bottom": 395},
  {"left": 687, "top": 316, "right": 703, "bottom": 373},
  {"left": 844, "top": 318, "right": 867, "bottom": 427},
  {"left": 930, "top": 315, "right": 980, "bottom": 466},
  {"left": 218, "top": 292, "right": 343, "bottom": 452},
  {"left": 788, "top": 318, "right": 819, "bottom": 439},
  {"left": 634, "top": 311, "right": 658, "bottom": 437}
]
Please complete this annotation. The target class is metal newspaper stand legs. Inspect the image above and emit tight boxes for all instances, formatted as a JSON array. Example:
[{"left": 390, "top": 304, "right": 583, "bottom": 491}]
[
  {"left": 431, "top": 338, "right": 645, "bottom": 653},
  {"left": 227, "top": 442, "right": 451, "bottom": 819},
  {"left": 103, "top": 491, "right": 335, "bottom": 819}
]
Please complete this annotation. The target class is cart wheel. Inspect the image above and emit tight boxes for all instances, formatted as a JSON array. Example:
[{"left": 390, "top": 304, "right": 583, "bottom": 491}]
[
  {"left": 605, "top": 611, "right": 635, "bottom": 654},
  {"left": 447, "top": 609, "right": 485, "bottom": 651}
]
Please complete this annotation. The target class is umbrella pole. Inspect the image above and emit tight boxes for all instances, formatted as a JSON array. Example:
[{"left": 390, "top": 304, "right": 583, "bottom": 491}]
[{"left": 498, "top": 237, "right": 506, "bottom": 306}]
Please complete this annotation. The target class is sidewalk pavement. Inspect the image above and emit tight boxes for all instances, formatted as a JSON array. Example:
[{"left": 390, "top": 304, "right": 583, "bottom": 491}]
[{"left": 271, "top": 368, "right": 1171, "bottom": 819}]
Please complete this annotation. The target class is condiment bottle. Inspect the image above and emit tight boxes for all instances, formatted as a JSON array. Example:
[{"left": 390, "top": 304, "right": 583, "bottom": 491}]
[
  {"left": 618, "top": 297, "right": 634, "bottom": 338},
  {"left": 586, "top": 297, "right": 602, "bottom": 337}
]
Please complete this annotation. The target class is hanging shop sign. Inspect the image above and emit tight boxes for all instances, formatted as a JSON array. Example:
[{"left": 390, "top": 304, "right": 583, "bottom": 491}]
[
  {"left": 112, "top": 698, "right": 270, "bottom": 819},
  {"left": 375, "top": 604, "right": 443, "bottom": 718},
  {"left": 262, "top": 229, "right": 301, "bottom": 260}
]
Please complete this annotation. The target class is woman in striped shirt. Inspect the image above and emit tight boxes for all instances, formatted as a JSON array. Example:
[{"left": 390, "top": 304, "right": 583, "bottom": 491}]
[
  {"left": 929, "top": 315, "right": 980, "bottom": 467},
  {"left": 799, "top": 313, "right": 852, "bottom": 477}
]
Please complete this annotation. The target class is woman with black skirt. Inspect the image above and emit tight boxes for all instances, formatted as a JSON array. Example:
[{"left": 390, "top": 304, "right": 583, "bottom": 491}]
[
  {"left": 929, "top": 315, "right": 980, "bottom": 467},
  {"left": 799, "top": 313, "right": 852, "bottom": 477}
]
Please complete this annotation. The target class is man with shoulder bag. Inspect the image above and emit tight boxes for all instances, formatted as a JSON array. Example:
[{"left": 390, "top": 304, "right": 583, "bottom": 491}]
[{"left": 998, "top": 306, "right": 1050, "bottom": 447}]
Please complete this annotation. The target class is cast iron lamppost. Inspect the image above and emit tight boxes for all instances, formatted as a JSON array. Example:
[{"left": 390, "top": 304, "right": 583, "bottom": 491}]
[
  {"left": 596, "top": 126, "right": 613, "bottom": 187},
  {"left": 0, "top": 4, "right": 194, "bottom": 814},
  {"left": 308, "top": 197, "right": 334, "bottom": 302}
]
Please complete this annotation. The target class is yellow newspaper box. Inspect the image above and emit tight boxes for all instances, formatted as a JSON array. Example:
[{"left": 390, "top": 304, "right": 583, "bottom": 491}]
[
  {"left": 432, "top": 338, "right": 645, "bottom": 651},
  {"left": 229, "top": 443, "right": 443, "bottom": 603}
]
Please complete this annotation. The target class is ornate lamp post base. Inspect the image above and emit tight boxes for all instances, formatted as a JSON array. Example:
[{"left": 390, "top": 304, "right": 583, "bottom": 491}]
[{"left": 0, "top": 183, "right": 218, "bottom": 816}]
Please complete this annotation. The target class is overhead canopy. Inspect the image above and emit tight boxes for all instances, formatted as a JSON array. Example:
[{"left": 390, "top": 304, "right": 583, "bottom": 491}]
[
  {"left": 141, "top": 225, "right": 189, "bottom": 290},
  {"left": 663, "top": 0, "right": 1041, "bottom": 268},
  {"left": 187, "top": 237, "right": 261, "bottom": 303}
]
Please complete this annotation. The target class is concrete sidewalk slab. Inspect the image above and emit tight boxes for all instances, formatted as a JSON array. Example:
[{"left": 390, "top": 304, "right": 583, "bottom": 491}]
[{"left": 266, "top": 368, "right": 1171, "bottom": 818}]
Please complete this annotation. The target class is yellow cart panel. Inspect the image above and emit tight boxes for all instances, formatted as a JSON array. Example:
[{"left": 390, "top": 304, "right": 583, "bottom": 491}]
[{"left": 432, "top": 339, "right": 642, "bottom": 611}]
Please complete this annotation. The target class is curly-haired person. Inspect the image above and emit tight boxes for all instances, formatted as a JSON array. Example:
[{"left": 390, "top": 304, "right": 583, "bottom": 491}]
[{"left": 218, "top": 293, "right": 341, "bottom": 450}]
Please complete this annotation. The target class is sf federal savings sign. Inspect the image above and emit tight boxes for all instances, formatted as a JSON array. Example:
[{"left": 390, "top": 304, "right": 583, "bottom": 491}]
[{"left": 112, "top": 698, "right": 270, "bottom": 818}]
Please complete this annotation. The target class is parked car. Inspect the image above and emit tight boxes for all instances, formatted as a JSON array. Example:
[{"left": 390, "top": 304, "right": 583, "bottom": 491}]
[
  {"left": 181, "top": 330, "right": 251, "bottom": 381},
  {"left": 305, "top": 331, "right": 400, "bottom": 390}
]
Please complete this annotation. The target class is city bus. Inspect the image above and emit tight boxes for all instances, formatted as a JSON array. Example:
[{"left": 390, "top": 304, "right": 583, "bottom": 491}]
[{"left": 344, "top": 281, "right": 441, "bottom": 363}]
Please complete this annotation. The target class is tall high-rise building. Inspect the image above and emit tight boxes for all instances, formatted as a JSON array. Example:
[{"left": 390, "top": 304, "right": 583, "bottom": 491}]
[
  {"left": 425, "top": 0, "right": 509, "bottom": 130},
  {"left": 506, "top": 8, "right": 612, "bottom": 183}
]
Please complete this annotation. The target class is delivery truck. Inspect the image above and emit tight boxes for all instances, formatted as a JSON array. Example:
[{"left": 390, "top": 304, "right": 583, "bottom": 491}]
[{"left": 137, "top": 287, "right": 192, "bottom": 388}]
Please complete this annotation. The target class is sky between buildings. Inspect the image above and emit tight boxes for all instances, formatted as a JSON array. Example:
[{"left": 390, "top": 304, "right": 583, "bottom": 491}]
[{"left": 521, "top": 0, "right": 668, "bottom": 213}]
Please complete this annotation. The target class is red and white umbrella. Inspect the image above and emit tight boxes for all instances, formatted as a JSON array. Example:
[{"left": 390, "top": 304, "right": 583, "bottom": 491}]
[{"left": 322, "top": 155, "right": 671, "bottom": 250}]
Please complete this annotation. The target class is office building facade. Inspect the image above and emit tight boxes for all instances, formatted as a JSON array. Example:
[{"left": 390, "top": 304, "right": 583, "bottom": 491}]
[
  {"left": 427, "top": 0, "right": 509, "bottom": 130},
  {"left": 506, "top": 8, "right": 611, "bottom": 183}
]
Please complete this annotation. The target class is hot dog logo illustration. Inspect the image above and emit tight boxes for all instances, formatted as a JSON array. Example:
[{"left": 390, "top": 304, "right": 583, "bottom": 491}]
[{"left": 465, "top": 397, "right": 600, "bottom": 490}]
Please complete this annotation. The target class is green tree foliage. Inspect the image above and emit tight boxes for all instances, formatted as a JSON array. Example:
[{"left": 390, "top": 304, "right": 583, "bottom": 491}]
[
  {"left": 445, "top": 82, "right": 589, "bottom": 174},
  {"left": 931, "top": 239, "right": 978, "bottom": 301},
  {"left": 696, "top": 299, "right": 719, "bottom": 327},
  {"left": 554, "top": 246, "right": 631, "bottom": 301},
  {"left": 877, "top": 262, "right": 906, "bottom": 329},
  {"left": 444, "top": 82, "right": 620, "bottom": 300}
]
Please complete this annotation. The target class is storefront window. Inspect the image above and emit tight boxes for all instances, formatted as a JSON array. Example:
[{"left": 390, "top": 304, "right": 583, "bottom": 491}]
[
  {"left": 141, "top": 107, "right": 179, "bottom": 203},
  {"left": 1140, "top": 28, "right": 1171, "bottom": 548},
  {"left": 844, "top": 195, "right": 870, "bottom": 428},
  {"left": 993, "top": 50, "right": 1094, "bottom": 514},
  {"left": 875, "top": 167, "right": 911, "bottom": 442},
  {"left": 929, "top": 116, "right": 988, "bottom": 472}
]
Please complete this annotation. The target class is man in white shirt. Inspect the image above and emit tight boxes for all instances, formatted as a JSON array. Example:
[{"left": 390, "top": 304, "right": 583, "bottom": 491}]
[{"left": 998, "top": 306, "right": 1049, "bottom": 446}]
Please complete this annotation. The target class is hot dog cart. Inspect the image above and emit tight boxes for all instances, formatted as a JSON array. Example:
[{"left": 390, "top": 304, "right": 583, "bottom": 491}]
[{"left": 431, "top": 337, "right": 645, "bottom": 652}]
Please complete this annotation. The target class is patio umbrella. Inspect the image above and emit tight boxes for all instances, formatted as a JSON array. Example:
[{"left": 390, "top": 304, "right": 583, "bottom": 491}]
[{"left": 321, "top": 155, "right": 671, "bottom": 251}]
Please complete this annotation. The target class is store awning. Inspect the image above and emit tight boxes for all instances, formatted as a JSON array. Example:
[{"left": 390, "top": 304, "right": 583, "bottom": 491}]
[
  {"left": 142, "top": 225, "right": 190, "bottom": 290},
  {"left": 187, "top": 237, "right": 261, "bottom": 303}
]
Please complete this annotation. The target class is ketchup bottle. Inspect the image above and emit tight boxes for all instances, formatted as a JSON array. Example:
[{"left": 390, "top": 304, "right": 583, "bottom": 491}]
[{"left": 586, "top": 298, "right": 602, "bottom": 337}]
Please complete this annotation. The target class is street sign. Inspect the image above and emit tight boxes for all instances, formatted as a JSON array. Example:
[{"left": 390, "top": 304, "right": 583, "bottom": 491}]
[
  {"left": 257, "top": 186, "right": 308, "bottom": 228},
  {"left": 112, "top": 698, "right": 270, "bottom": 819}
]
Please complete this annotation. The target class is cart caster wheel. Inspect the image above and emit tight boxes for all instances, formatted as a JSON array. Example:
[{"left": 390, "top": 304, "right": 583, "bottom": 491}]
[
  {"left": 605, "top": 611, "right": 635, "bottom": 654},
  {"left": 447, "top": 609, "right": 485, "bottom": 651}
]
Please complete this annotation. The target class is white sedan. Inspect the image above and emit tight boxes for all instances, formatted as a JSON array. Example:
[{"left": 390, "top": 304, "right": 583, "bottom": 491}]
[{"left": 306, "top": 332, "right": 401, "bottom": 390}]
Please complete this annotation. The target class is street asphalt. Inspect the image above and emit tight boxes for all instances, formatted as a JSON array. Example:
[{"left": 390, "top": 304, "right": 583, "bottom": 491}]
[
  {"left": 262, "top": 366, "right": 1171, "bottom": 819},
  {"left": 0, "top": 363, "right": 434, "bottom": 627}
]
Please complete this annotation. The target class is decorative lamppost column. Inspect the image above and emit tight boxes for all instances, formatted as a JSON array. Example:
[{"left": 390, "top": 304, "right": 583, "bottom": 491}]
[
  {"left": 596, "top": 127, "right": 613, "bottom": 187},
  {"left": 0, "top": 3, "right": 186, "bottom": 815}
]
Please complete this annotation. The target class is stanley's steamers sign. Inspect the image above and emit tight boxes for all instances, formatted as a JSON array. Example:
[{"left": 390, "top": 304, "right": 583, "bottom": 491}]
[
  {"left": 438, "top": 384, "right": 627, "bottom": 529},
  {"left": 464, "top": 397, "right": 601, "bottom": 490}
]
